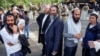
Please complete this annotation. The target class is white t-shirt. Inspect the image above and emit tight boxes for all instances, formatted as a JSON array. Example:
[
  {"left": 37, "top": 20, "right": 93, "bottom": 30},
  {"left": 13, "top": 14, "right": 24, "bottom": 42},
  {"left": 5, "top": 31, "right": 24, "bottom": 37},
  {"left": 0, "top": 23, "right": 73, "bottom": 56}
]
[{"left": 0, "top": 27, "right": 22, "bottom": 56}]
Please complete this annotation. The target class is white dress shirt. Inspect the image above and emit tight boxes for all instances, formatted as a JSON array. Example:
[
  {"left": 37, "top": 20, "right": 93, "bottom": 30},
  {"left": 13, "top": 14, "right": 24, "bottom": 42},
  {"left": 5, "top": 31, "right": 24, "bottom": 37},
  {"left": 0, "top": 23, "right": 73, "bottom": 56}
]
[
  {"left": 42, "top": 14, "right": 49, "bottom": 28},
  {"left": 41, "top": 14, "right": 48, "bottom": 34}
]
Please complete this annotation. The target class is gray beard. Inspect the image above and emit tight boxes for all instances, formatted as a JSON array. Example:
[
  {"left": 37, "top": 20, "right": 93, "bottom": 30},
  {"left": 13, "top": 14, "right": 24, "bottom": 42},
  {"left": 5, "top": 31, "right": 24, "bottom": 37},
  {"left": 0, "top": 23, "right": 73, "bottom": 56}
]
[
  {"left": 50, "top": 14, "right": 59, "bottom": 20},
  {"left": 50, "top": 15, "right": 55, "bottom": 20}
]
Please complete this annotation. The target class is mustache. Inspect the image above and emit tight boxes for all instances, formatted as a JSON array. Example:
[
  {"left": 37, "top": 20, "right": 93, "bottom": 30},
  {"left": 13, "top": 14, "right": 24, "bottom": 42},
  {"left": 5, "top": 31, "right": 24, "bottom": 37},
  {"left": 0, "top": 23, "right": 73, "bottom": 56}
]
[{"left": 7, "top": 23, "right": 14, "bottom": 26}]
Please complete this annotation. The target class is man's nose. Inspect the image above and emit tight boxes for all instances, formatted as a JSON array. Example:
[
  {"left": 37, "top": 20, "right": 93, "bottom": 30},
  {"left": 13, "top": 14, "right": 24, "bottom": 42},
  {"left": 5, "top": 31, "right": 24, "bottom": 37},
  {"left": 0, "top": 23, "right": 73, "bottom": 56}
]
[{"left": 9, "top": 21, "right": 12, "bottom": 23}]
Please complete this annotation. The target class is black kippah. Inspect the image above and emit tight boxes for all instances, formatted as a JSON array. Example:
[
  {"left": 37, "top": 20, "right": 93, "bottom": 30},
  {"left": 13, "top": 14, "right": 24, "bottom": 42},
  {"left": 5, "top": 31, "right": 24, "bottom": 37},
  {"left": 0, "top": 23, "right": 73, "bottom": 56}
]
[
  {"left": 6, "top": 12, "right": 14, "bottom": 17},
  {"left": 0, "top": 7, "right": 3, "bottom": 11}
]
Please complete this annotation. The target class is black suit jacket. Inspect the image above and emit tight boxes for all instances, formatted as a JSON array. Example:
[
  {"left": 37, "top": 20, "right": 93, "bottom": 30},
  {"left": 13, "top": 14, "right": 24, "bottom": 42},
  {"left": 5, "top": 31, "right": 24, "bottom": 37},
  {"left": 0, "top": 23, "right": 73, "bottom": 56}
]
[
  {"left": 18, "top": 34, "right": 31, "bottom": 55},
  {"left": 45, "top": 16, "right": 64, "bottom": 56},
  {"left": 36, "top": 13, "right": 50, "bottom": 43}
]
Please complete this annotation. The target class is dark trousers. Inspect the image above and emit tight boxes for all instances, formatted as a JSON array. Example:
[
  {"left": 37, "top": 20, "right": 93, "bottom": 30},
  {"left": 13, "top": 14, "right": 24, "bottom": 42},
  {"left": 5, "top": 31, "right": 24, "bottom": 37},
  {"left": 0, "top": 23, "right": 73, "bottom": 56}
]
[
  {"left": 10, "top": 50, "right": 23, "bottom": 56},
  {"left": 45, "top": 48, "right": 62, "bottom": 56},
  {"left": 64, "top": 46, "right": 77, "bottom": 56},
  {"left": 82, "top": 48, "right": 90, "bottom": 56},
  {"left": 96, "top": 50, "right": 100, "bottom": 56},
  {"left": 90, "top": 48, "right": 100, "bottom": 56},
  {"left": 45, "top": 39, "right": 62, "bottom": 56},
  {"left": 40, "top": 34, "right": 45, "bottom": 55},
  {"left": 42, "top": 41, "right": 45, "bottom": 55},
  {"left": 45, "top": 46, "right": 62, "bottom": 56}
]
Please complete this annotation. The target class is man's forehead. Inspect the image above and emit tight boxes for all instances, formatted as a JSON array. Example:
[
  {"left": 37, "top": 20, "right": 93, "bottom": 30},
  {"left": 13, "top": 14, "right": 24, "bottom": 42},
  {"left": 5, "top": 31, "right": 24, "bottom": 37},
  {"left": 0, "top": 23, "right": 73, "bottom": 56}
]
[
  {"left": 51, "top": 7, "right": 57, "bottom": 10},
  {"left": 7, "top": 15, "right": 14, "bottom": 19},
  {"left": 44, "top": 5, "right": 50, "bottom": 8},
  {"left": 74, "top": 10, "right": 81, "bottom": 14},
  {"left": 74, "top": 9, "right": 80, "bottom": 12}
]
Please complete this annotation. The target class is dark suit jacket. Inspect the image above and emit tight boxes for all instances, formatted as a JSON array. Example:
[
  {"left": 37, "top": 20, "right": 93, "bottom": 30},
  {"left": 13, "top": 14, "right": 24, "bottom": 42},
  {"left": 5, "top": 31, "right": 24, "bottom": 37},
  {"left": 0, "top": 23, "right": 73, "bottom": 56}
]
[
  {"left": 18, "top": 34, "right": 31, "bottom": 55},
  {"left": 36, "top": 13, "right": 50, "bottom": 43},
  {"left": 89, "top": 22, "right": 100, "bottom": 56},
  {"left": 45, "top": 16, "right": 63, "bottom": 56},
  {"left": 90, "top": 48, "right": 100, "bottom": 56}
]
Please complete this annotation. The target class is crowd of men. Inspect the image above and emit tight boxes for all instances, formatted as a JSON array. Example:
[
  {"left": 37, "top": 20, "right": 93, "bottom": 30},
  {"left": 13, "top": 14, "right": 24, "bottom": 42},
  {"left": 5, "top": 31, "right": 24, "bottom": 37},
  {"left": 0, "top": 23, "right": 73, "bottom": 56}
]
[
  {"left": 0, "top": 2, "right": 100, "bottom": 56},
  {"left": 30, "top": 2, "right": 100, "bottom": 21},
  {"left": 36, "top": 3, "right": 100, "bottom": 56}
]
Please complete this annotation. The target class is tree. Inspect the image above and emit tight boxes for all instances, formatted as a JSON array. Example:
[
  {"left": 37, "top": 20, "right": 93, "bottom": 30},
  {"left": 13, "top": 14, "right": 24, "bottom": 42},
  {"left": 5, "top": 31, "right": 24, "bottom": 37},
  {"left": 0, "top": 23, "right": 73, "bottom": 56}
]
[{"left": 0, "top": 0, "right": 61, "bottom": 9}]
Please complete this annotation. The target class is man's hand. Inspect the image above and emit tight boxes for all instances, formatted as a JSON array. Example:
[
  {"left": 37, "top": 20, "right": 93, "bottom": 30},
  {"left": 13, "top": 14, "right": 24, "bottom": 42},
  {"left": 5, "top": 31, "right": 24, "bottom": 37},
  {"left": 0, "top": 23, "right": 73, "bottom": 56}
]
[
  {"left": 88, "top": 41, "right": 95, "bottom": 48},
  {"left": 10, "top": 25, "right": 18, "bottom": 34},
  {"left": 52, "top": 51, "right": 57, "bottom": 56},
  {"left": 97, "top": 40, "right": 100, "bottom": 42},
  {"left": 74, "top": 33, "right": 82, "bottom": 39},
  {"left": 7, "top": 42, "right": 14, "bottom": 46}
]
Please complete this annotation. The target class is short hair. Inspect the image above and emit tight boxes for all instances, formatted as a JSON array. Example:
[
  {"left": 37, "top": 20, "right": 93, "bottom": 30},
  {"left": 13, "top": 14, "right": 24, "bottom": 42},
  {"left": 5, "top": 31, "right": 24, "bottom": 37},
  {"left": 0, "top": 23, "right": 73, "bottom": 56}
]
[
  {"left": 0, "top": 7, "right": 4, "bottom": 13},
  {"left": 0, "top": 7, "right": 3, "bottom": 11},
  {"left": 50, "top": 5, "right": 59, "bottom": 14},
  {"left": 90, "top": 13, "right": 98, "bottom": 19},
  {"left": 4, "top": 13, "right": 16, "bottom": 25},
  {"left": 18, "top": 5, "right": 24, "bottom": 9}
]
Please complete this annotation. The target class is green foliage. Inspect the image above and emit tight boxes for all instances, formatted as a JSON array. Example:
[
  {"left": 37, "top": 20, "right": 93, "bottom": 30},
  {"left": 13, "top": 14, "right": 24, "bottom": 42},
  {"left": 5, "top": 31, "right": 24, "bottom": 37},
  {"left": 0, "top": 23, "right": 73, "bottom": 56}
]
[{"left": 0, "top": 0, "right": 62, "bottom": 9}]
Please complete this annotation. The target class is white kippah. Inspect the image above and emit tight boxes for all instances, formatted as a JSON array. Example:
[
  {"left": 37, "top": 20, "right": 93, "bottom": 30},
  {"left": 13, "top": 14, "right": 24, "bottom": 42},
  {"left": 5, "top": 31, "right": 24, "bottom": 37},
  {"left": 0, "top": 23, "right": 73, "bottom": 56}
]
[
  {"left": 92, "top": 11, "right": 99, "bottom": 16},
  {"left": 72, "top": 7, "right": 80, "bottom": 11}
]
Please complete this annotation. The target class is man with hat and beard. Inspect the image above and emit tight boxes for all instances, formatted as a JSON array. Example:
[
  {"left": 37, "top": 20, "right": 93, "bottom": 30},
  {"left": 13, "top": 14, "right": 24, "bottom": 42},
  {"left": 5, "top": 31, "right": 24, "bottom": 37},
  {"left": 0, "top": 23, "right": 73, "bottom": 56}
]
[
  {"left": 44, "top": 5, "right": 63, "bottom": 56},
  {"left": 63, "top": 8, "right": 82, "bottom": 56}
]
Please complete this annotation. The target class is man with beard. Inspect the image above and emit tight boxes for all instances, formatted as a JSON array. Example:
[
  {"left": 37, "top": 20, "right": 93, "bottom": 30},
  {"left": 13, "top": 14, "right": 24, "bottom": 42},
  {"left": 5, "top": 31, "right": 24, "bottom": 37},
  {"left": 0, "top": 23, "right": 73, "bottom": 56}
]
[
  {"left": 0, "top": 13, "right": 23, "bottom": 56},
  {"left": 45, "top": 5, "right": 63, "bottom": 56},
  {"left": 63, "top": 8, "right": 82, "bottom": 56}
]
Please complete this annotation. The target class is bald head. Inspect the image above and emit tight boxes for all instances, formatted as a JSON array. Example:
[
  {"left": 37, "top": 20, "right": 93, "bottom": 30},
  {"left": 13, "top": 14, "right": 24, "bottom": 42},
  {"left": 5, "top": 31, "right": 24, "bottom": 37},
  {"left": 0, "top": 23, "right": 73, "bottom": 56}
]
[
  {"left": 72, "top": 8, "right": 81, "bottom": 14},
  {"left": 43, "top": 5, "right": 50, "bottom": 14}
]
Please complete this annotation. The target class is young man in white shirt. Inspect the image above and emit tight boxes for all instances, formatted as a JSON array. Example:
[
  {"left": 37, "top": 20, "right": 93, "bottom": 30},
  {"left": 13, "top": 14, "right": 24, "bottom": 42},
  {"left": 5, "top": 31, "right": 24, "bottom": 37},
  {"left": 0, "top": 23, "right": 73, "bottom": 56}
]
[{"left": 0, "top": 13, "right": 23, "bottom": 56}]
